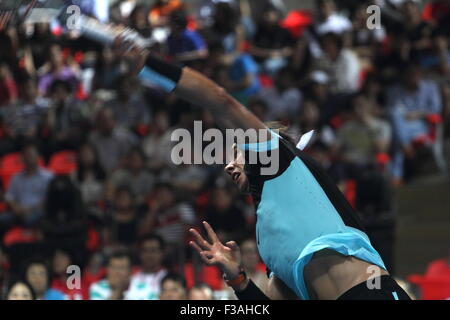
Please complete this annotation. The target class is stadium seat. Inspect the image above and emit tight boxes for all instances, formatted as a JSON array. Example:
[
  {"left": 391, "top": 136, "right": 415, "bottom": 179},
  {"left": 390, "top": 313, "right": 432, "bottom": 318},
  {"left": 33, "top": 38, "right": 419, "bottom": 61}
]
[
  {"left": 281, "top": 10, "right": 313, "bottom": 39},
  {"left": 0, "top": 152, "right": 45, "bottom": 190},
  {"left": 411, "top": 114, "right": 447, "bottom": 175},
  {"left": 47, "top": 150, "right": 78, "bottom": 175},
  {"left": 3, "top": 226, "right": 40, "bottom": 247},
  {"left": 408, "top": 274, "right": 450, "bottom": 300}
]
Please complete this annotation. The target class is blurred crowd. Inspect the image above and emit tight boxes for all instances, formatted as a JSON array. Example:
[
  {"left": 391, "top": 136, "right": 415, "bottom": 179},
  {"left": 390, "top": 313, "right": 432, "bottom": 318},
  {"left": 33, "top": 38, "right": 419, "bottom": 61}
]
[{"left": 0, "top": 0, "right": 449, "bottom": 300}]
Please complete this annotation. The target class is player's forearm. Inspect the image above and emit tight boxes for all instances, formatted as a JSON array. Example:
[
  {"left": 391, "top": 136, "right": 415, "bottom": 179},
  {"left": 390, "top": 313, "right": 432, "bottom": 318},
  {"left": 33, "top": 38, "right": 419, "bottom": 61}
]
[{"left": 139, "top": 52, "right": 266, "bottom": 131}]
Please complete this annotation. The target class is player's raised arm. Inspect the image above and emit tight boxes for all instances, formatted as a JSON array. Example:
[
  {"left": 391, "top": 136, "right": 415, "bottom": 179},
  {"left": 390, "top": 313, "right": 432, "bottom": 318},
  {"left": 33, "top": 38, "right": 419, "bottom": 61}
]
[{"left": 121, "top": 45, "right": 271, "bottom": 143}]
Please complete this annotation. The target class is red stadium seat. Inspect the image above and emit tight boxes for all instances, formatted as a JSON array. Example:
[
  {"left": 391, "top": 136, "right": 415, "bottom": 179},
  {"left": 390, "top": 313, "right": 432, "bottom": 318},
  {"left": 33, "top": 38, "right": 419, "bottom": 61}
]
[
  {"left": 0, "top": 152, "right": 45, "bottom": 190},
  {"left": 408, "top": 274, "right": 450, "bottom": 300},
  {"left": 281, "top": 10, "right": 313, "bottom": 39},
  {"left": 47, "top": 150, "right": 78, "bottom": 175},
  {"left": 3, "top": 226, "right": 40, "bottom": 247}
]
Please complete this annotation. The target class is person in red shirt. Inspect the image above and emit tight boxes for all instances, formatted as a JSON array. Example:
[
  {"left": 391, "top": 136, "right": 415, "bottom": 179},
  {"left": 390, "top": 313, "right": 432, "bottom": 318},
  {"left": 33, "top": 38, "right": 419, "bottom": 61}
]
[{"left": 51, "top": 249, "right": 89, "bottom": 300}]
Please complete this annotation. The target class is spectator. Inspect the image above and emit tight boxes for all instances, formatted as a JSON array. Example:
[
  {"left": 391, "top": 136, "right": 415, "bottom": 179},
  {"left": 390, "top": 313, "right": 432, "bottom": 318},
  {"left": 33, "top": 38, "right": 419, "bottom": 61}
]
[
  {"left": 0, "top": 77, "right": 48, "bottom": 140},
  {"left": 303, "top": 70, "right": 336, "bottom": 123},
  {"left": 351, "top": 1, "right": 387, "bottom": 60},
  {"left": 142, "top": 110, "right": 174, "bottom": 171},
  {"left": 140, "top": 183, "right": 195, "bottom": 244},
  {"left": 249, "top": 5, "right": 295, "bottom": 76},
  {"left": 139, "top": 183, "right": 195, "bottom": 271},
  {"left": 149, "top": 0, "right": 184, "bottom": 28},
  {"left": 106, "top": 75, "right": 151, "bottom": 131},
  {"left": 105, "top": 186, "right": 140, "bottom": 248},
  {"left": 314, "top": 0, "right": 352, "bottom": 36},
  {"left": 89, "top": 108, "right": 138, "bottom": 173},
  {"left": 5, "top": 280, "right": 35, "bottom": 300},
  {"left": 334, "top": 93, "right": 395, "bottom": 266},
  {"left": 51, "top": 249, "right": 88, "bottom": 300},
  {"left": 75, "top": 143, "right": 107, "bottom": 212},
  {"left": 202, "top": 2, "right": 242, "bottom": 54},
  {"left": 207, "top": 42, "right": 261, "bottom": 105},
  {"left": 387, "top": 63, "right": 442, "bottom": 182},
  {"left": 89, "top": 249, "right": 151, "bottom": 300},
  {"left": 37, "top": 44, "right": 79, "bottom": 96},
  {"left": 258, "top": 67, "right": 302, "bottom": 120},
  {"left": 40, "top": 79, "right": 89, "bottom": 157},
  {"left": 23, "top": 258, "right": 65, "bottom": 300},
  {"left": 0, "top": 63, "right": 18, "bottom": 107},
  {"left": 335, "top": 92, "right": 392, "bottom": 170},
  {"left": 41, "top": 175, "right": 87, "bottom": 263},
  {"left": 159, "top": 273, "right": 187, "bottom": 300},
  {"left": 92, "top": 46, "right": 123, "bottom": 90},
  {"left": 313, "top": 32, "right": 361, "bottom": 95},
  {"left": 188, "top": 284, "right": 214, "bottom": 300},
  {"left": 108, "top": 147, "right": 155, "bottom": 206},
  {"left": 167, "top": 10, "right": 208, "bottom": 64},
  {"left": 129, "top": 234, "right": 168, "bottom": 300},
  {"left": 2, "top": 144, "right": 53, "bottom": 229},
  {"left": 203, "top": 185, "right": 248, "bottom": 243},
  {"left": 129, "top": 5, "right": 153, "bottom": 39},
  {"left": 399, "top": 0, "right": 435, "bottom": 61}
]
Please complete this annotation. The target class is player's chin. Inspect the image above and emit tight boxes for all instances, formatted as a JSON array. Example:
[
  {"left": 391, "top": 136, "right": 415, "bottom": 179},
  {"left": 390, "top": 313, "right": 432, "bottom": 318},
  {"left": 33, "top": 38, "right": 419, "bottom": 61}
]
[{"left": 237, "top": 176, "right": 250, "bottom": 193}]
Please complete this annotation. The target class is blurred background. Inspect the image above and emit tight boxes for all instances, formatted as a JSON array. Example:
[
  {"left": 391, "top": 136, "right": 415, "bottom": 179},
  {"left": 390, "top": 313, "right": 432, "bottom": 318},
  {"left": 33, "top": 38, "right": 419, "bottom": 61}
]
[{"left": 0, "top": 0, "right": 449, "bottom": 300}]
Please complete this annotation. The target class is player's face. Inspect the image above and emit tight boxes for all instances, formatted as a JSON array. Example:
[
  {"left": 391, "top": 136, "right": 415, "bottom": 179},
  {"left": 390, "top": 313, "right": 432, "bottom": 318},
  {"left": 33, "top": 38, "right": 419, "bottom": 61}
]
[{"left": 225, "top": 144, "right": 249, "bottom": 192}]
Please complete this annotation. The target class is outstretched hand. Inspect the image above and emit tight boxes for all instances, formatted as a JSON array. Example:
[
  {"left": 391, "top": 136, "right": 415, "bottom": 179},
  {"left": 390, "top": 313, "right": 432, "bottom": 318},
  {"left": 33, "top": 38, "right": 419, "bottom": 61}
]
[
  {"left": 189, "top": 221, "right": 242, "bottom": 281},
  {"left": 112, "top": 35, "right": 149, "bottom": 75}
]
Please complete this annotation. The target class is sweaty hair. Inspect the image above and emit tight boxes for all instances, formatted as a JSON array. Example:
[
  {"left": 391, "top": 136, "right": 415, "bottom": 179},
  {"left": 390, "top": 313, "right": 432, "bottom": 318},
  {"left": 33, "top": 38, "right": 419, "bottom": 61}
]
[{"left": 265, "top": 122, "right": 296, "bottom": 146}]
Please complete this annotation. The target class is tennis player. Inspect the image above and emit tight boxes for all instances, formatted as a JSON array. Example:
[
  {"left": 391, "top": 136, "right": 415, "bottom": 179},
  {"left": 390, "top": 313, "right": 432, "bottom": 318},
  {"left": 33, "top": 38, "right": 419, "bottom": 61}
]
[{"left": 118, "top": 40, "right": 411, "bottom": 300}]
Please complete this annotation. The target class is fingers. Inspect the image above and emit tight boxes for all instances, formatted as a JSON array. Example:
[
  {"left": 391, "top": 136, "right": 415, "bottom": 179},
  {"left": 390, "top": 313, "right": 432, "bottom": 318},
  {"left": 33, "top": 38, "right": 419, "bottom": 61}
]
[
  {"left": 225, "top": 241, "right": 239, "bottom": 252},
  {"left": 189, "top": 241, "right": 215, "bottom": 265},
  {"left": 189, "top": 228, "right": 211, "bottom": 250},
  {"left": 203, "top": 221, "right": 220, "bottom": 244},
  {"left": 189, "top": 240, "right": 203, "bottom": 255}
]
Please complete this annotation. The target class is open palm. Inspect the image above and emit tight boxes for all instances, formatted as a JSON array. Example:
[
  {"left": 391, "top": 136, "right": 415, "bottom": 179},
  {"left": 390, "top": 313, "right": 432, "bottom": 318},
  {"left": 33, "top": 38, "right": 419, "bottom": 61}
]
[{"left": 189, "top": 221, "right": 242, "bottom": 280}]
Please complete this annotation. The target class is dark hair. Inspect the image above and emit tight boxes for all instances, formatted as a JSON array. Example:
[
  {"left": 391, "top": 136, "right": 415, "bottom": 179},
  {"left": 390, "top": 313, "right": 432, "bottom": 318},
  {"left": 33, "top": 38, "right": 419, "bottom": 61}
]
[
  {"left": 319, "top": 32, "right": 344, "bottom": 51},
  {"left": 20, "top": 141, "right": 39, "bottom": 153},
  {"left": 161, "top": 273, "right": 186, "bottom": 289},
  {"left": 265, "top": 122, "right": 296, "bottom": 146},
  {"left": 114, "top": 185, "right": 135, "bottom": 200},
  {"left": 48, "top": 79, "right": 73, "bottom": 95},
  {"left": 208, "top": 41, "right": 226, "bottom": 55},
  {"left": 106, "top": 249, "right": 132, "bottom": 267},
  {"left": 138, "top": 233, "right": 165, "bottom": 251},
  {"left": 5, "top": 279, "right": 36, "bottom": 300},
  {"left": 128, "top": 146, "right": 147, "bottom": 162},
  {"left": 170, "top": 10, "right": 188, "bottom": 29},
  {"left": 153, "top": 182, "right": 174, "bottom": 192},
  {"left": 76, "top": 143, "right": 106, "bottom": 182},
  {"left": 22, "top": 257, "right": 52, "bottom": 289}
]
